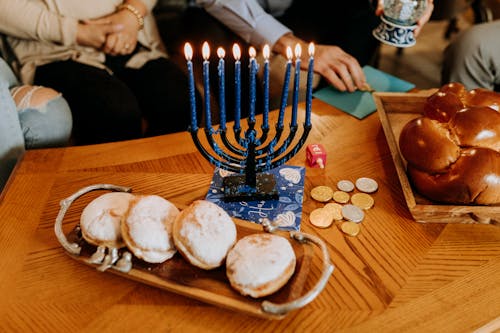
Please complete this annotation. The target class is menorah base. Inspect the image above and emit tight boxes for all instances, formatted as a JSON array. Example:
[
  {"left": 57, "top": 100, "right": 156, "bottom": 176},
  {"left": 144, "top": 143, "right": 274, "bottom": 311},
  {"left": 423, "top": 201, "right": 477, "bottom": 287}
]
[{"left": 223, "top": 173, "right": 279, "bottom": 202}]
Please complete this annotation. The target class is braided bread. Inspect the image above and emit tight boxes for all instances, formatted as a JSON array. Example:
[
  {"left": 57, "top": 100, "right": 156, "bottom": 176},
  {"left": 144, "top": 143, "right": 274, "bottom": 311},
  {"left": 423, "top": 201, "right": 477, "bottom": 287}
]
[{"left": 399, "top": 83, "right": 500, "bottom": 205}]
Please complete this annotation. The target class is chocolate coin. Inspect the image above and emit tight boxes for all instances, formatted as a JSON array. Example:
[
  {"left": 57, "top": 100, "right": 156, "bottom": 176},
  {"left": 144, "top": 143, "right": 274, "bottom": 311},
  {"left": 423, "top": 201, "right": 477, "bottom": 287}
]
[
  {"left": 333, "top": 190, "right": 350, "bottom": 204},
  {"left": 340, "top": 221, "right": 361, "bottom": 236},
  {"left": 341, "top": 204, "right": 365, "bottom": 223},
  {"left": 351, "top": 193, "right": 374, "bottom": 210},
  {"left": 337, "top": 180, "right": 355, "bottom": 192},
  {"left": 310, "top": 185, "right": 334, "bottom": 202},
  {"left": 323, "top": 202, "right": 343, "bottom": 220},
  {"left": 309, "top": 208, "right": 333, "bottom": 228},
  {"left": 355, "top": 177, "right": 378, "bottom": 193}
]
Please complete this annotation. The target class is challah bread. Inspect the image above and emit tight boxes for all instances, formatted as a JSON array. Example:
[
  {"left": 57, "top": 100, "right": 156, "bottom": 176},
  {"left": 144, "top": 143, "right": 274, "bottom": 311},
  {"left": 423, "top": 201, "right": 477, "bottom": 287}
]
[{"left": 399, "top": 83, "right": 500, "bottom": 205}]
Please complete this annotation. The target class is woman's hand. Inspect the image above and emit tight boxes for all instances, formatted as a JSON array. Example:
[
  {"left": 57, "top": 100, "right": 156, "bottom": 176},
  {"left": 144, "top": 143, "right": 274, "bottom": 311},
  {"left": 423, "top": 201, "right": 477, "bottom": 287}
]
[
  {"left": 84, "top": 6, "right": 142, "bottom": 56},
  {"left": 76, "top": 21, "right": 123, "bottom": 49}
]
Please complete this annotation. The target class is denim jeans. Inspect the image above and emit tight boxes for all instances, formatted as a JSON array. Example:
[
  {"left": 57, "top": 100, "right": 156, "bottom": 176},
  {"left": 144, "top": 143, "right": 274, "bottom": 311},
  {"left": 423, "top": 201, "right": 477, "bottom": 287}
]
[{"left": 0, "top": 58, "right": 73, "bottom": 192}]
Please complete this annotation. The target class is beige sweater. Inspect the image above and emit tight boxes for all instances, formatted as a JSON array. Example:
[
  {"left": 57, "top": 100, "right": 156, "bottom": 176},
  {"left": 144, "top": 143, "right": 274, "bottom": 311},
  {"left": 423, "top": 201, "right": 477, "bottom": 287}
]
[{"left": 0, "top": 0, "right": 167, "bottom": 84}]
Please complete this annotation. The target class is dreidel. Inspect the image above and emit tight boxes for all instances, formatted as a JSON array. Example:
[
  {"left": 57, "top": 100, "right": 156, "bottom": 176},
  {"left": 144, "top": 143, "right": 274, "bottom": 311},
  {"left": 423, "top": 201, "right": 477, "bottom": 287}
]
[{"left": 306, "top": 144, "right": 326, "bottom": 168}]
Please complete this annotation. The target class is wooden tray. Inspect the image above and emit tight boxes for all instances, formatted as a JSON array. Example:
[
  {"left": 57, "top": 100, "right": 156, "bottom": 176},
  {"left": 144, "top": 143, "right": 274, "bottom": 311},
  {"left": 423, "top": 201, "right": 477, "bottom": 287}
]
[
  {"left": 54, "top": 184, "right": 334, "bottom": 320},
  {"left": 374, "top": 91, "right": 500, "bottom": 224}
]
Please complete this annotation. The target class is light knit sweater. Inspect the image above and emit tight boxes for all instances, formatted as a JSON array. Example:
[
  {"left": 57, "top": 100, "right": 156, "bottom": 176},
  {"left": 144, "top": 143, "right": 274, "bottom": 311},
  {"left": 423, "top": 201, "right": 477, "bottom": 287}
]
[{"left": 0, "top": 0, "right": 167, "bottom": 84}]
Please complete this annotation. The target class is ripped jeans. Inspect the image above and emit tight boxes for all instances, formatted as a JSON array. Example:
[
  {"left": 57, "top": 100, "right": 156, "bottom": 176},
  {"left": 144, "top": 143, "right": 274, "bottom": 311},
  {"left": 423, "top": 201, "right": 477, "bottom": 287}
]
[{"left": 0, "top": 82, "right": 72, "bottom": 192}]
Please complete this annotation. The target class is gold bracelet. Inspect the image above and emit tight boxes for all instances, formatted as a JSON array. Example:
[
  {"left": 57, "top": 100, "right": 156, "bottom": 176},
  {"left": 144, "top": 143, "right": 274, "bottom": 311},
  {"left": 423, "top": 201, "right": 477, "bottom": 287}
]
[{"left": 118, "top": 3, "right": 144, "bottom": 30}]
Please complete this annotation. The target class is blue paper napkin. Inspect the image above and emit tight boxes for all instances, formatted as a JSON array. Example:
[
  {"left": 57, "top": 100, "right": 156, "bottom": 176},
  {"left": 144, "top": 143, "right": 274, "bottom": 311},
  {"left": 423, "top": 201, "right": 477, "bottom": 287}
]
[
  {"left": 205, "top": 165, "right": 305, "bottom": 231},
  {"left": 313, "top": 65, "right": 415, "bottom": 119}
]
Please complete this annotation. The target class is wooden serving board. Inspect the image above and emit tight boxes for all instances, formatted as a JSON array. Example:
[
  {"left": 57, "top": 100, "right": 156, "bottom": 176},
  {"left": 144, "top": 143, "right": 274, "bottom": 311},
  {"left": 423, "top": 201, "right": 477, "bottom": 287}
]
[
  {"left": 374, "top": 91, "right": 500, "bottom": 224},
  {"left": 64, "top": 216, "right": 314, "bottom": 320}
]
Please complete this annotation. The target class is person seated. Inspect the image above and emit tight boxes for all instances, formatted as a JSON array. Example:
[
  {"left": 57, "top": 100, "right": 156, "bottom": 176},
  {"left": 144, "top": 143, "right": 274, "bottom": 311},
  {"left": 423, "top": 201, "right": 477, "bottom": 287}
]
[
  {"left": 0, "top": 0, "right": 201, "bottom": 145},
  {"left": 441, "top": 19, "right": 500, "bottom": 92},
  {"left": 157, "top": 0, "right": 434, "bottom": 119},
  {"left": 0, "top": 57, "right": 72, "bottom": 192}
]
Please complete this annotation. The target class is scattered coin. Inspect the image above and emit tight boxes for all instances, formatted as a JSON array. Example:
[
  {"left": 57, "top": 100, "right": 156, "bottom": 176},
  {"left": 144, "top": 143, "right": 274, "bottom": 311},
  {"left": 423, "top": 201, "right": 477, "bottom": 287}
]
[
  {"left": 355, "top": 177, "right": 379, "bottom": 193},
  {"left": 351, "top": 192, "right": 374, "bottom": 210},
  {"left": 341, "top": 204, "right": 365, "bottom": 223},
  {"left": 340, "top": 221, "right": 361, "bottom": 237},
  {"left": 333, "top": 190, "right": 350, "bottom": 204},
  {"left": 323, "top": 202, "right": 343, "bottom": 220},
  {"left": 337, "top": 180, "right": 355, "bottom": 192},
  {"left": 309, "top": 208, "right": 334, "bottom": 228},
  {"left": 310, "top": 185, "right": 334, "bottom": 202}
]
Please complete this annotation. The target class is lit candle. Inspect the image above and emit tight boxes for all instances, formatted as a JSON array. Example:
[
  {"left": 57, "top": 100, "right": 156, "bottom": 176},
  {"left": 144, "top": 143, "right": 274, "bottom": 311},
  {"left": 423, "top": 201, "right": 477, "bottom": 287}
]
[
  {"left": 278, "top": 46, "right": 293, "bottom": 129},
  {"left": 217, "top": 47, "right": 226, "bottom": 130},
  {"left": 202, "top": 41, "right": 211, "bottom": 129},
  {"left": 305, "top": 42, "right": 315, "bottom": 127},
  {"left": 248, "top": 46, "right": 257, "bottom": 124},
  {"left": 233, "top": 44, "right": 241, "bottom": 131},
  {"left": 291, "top": 43, "right": 302, "bottom": 127},
  {"left": 262, "top": 44, "right": 270, "bottom": 130},
  {"left": 184, "top": 42, "right": 197, "bottom": 131}
]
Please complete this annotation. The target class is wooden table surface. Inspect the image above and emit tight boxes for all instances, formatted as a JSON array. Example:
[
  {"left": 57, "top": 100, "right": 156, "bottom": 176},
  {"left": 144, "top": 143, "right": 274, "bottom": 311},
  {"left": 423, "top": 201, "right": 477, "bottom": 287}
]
[{"left": 0, "top": 98, "right": 499, "bottom": 332}]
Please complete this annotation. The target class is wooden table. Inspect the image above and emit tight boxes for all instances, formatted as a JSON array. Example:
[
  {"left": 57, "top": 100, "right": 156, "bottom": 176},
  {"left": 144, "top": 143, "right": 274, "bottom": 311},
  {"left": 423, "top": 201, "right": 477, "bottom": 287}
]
[{"left": 0, "top": 98, "right": 499, "bottom": 332}]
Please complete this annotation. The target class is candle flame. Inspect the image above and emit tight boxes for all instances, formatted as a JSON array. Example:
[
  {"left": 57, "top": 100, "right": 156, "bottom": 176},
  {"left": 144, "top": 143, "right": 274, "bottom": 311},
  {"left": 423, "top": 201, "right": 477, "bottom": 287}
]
[
  {"left": 286, "top": 46, "right": 293, "bottom": 61},
  {"left": 263, "top": 44, "right": 270, "bottom": 60},
  {"left": 294, "top": 43, "right": 302, "bottom": 59},
  {"left": 249, "top": 46, "right": 256, "bottom": 58},
  {"left": 232, "top": 44, "right": 241, "bottom": 61},
  {"left": 308, "top": 42, "right": 315, "bottom": 57},
  {"left": 217, "top": 47, "right": 225, "bottom": 59},
  {"left": 202, "top": 41, "right": 210, "bottom": 60},
  {"left": 184, "top": 42, "right": 193, "bottom": 61}
]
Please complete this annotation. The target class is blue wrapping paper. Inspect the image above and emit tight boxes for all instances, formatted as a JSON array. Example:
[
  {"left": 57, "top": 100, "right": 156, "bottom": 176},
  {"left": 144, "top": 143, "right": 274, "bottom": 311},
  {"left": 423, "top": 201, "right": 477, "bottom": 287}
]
[{"left": 205, "top": 165, "right": 305, "bottom": 231}]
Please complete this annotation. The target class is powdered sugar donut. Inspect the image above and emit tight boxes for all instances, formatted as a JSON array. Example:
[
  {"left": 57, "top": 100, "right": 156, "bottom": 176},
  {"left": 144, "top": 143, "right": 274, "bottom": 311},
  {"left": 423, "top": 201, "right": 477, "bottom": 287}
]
[
  {"left": 226, "top": 233, "right": 296, "bottom": 298},
  {"left": 173, "top": 200, "right": 237, "bottom": 270},
  {"left": 121, "top": 195, "right": 179, "bottom": 263},
  {"left": 80, "top": 192, "right": 135, "bottom": 248}
]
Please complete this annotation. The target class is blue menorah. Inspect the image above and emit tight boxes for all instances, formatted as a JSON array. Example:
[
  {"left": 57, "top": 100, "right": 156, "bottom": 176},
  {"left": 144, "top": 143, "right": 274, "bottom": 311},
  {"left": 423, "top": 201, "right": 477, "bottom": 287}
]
[{"left": 184, "top": 42, "right": 314, "bottom": 202}]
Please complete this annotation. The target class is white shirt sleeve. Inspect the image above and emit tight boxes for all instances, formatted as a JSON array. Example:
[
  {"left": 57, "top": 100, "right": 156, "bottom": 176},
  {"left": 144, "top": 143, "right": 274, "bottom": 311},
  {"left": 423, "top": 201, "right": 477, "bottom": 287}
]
[{"left": 195, "top": 0, "right": 291, "bottom": 48}]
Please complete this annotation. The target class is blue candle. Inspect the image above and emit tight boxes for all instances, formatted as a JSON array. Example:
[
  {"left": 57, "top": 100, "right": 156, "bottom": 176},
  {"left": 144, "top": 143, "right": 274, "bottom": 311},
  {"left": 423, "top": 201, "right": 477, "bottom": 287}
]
[
  {"left": 305, "top": 42, "right": 315, "bottom": 127},
  {"left": 248, "top": 46, "right": 257, "bottom": 124},
  {"left": 278, "top": 47, "right": 293, "bottom": 129},
  {"left": 202, "top": 42, "right": 211, "bottom": 129},
  {"left": 291, "top": 43, "right": 302, "bottom": 127},
  {"left": 184, "top": 43, "right": 197, "bottom": 131},
  {"left": 262, "top": 45, "right": 270, "bottom": 129},
  {"left": 233, "top": 44, "right": 241, "bottom": 131},
  {"left": 217, "top": 47, "right": 226, "bottom": 130}
]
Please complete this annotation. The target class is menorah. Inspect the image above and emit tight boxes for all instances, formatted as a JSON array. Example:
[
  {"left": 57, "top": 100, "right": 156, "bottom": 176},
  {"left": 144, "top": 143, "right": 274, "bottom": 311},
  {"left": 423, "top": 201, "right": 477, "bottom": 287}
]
[{"left": 184, "top": 41, "right": 314, "bottom": 202}]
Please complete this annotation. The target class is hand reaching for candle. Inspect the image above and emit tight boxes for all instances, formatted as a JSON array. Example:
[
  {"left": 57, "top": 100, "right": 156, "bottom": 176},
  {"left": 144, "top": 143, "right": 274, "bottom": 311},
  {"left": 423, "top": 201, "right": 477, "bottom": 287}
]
[{"left": 273, "top": 33, "right": 366, "bottom": 93}]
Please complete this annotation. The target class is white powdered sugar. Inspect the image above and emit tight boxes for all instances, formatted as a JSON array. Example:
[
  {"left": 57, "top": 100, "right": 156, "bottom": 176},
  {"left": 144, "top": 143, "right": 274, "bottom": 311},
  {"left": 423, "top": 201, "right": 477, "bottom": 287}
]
[
  {"left": 227, "top": 234, "right": 295, "bottom": 287},
  {"left": 126, "top": 195, "right": 179, "bottom": 251},
  {"left": 179, "top": 200, "right": 236, "bottom": 264}
]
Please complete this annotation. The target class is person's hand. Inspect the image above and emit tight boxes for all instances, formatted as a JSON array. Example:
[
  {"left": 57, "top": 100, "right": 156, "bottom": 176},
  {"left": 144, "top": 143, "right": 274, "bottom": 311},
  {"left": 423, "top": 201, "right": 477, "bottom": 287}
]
[
  {"left": 273, "top": 33, "right": 367, "bottom": 92},
  {"left": 76, "top": 21, "right": 124, "bottom": 49},
  {"left": 85, "top": 7, "right": 142, "bottom": 56},
  {"left": 311, "top": 44, "right": 367, "bottom": 92},
  {"left": 376, "top": 0, "right": 435, "bottom": 37}
]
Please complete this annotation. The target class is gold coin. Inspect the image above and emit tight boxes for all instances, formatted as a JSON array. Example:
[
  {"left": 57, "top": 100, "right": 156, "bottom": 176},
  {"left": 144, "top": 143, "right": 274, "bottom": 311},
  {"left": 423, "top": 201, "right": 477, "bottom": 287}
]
[
  {"left": 310, "top": 185, "right": 333, "bottom": 202},
  {"left": 309, "top": 208, "right": 334, "bottom": 228},
  {"left": 323, "top": 202, "right": 343, "bottom": 220},
  {"left": 340, "top": 221, "right": 361, "bottom": 237},
  {"left": 351, "top": 192, "right": 374, "bottom": 210},
  {"left": 332, "top": 190, "right": 350, "bottom": 204}
]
